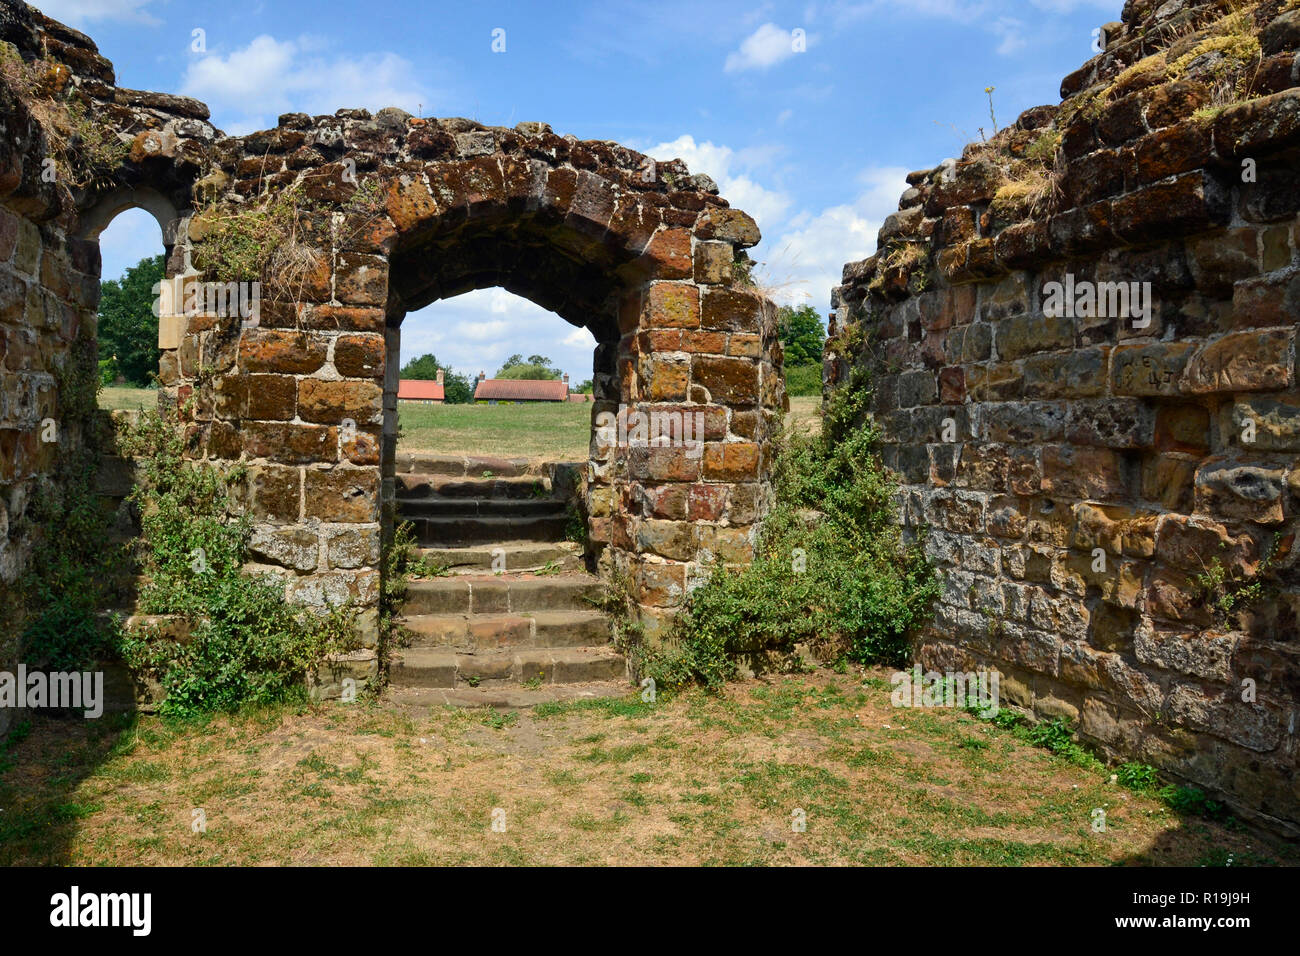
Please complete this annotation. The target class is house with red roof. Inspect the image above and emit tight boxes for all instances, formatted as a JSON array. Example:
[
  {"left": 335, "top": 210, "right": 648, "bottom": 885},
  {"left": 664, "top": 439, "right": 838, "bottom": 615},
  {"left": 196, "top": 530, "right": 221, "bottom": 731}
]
[
  {"left": 473, "top": 372, "right": 570, "bottom": 403},
  {"left": 397, "top": 370, "right": 445, "bottom": 404}
]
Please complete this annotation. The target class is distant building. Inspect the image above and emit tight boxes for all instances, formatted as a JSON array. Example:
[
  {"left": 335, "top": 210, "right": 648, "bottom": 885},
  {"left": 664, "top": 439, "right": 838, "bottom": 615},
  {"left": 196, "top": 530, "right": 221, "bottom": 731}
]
[
  {"left": 473, "top": 372, "right": 570, "bottom": 403},
  {"left": 397, "top": 370, "right": 445, "bottom": 404}
]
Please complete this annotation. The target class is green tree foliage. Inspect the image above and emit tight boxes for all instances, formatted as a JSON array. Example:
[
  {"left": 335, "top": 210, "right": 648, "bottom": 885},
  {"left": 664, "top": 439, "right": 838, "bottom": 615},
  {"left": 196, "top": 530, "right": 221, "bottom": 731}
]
[
  {"left": 778, "top": 304, "right": 826, "bottom": 366},
  {"left": 778, "top": 304, "right": 826, "bottom": 396},
  {"left": 496, "top": 353, "right": 563, "bottom": 380},
  {"left": 97, "top": 254, "right": 164, "bottom": 387},
  {"left": 399, "top": 352, "right": 473, "bottom": 403}
]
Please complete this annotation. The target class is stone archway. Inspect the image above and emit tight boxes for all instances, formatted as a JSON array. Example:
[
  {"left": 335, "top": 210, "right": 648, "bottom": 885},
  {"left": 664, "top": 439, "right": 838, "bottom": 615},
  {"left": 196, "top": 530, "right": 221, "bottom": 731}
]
[
  {"left": 0, "top": 4, "right": 784, "bottom": 691},
  {"left": 168, "top": 112, "right": 785, "bottom": 678}
]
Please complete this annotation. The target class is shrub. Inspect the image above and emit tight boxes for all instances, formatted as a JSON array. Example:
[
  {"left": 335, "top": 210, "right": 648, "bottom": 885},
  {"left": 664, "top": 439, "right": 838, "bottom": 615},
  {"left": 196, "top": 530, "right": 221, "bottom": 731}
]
[
  {"left": 115, "top": 405, "right": 360, "bottom": 716},
  {"left": 650, "top": 366, "right": 939, "bottom": 689}
]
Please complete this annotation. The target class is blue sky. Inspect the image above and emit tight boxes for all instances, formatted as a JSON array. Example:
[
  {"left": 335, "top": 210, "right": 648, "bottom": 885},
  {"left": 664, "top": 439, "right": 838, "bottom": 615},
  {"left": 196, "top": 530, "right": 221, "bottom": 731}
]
[{"left": 45, "top": 0, "right": 1120, "bottom": 383}]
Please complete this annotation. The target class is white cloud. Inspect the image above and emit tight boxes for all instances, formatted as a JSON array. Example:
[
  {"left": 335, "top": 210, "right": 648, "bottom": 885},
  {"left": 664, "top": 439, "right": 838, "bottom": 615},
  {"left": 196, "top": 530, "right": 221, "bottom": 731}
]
[
  {"left": 648, "top": 134, "right": 792, "bottom": 232},
  {"left": 724, "top": 23, "right": 809, "bottom": 73},
  {"left": 180, "top": 34, "right": 434, "bottom": 133},
  {"left": 760, "top": 166, "right": 910, "bottom": 311},
  {"left": 400, "top": 289, "right": 596, "bottom": 385},
  {"left": 991, "top": 17, "right": 1027, "bottom": 56},
  {"left": 30, "top": 0, "right": 159, "bottom": 25}
]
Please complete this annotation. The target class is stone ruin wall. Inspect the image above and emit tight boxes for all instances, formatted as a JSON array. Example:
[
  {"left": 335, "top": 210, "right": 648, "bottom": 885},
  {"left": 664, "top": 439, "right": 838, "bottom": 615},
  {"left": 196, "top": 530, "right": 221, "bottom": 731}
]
[
  {"left": 0, "top": 2, "right": 785, "bottom": 701},
  {"left": 831, "top": 0, "right": 1300, "bottom": 831}
]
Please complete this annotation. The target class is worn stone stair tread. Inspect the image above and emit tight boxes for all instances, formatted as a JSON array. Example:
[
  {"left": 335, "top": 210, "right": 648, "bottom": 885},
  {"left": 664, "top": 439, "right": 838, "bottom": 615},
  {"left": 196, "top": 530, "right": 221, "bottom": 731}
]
[
  {"left": 394, "top": 453, "right": 542, "bottom": 478},
  {"left": 387, "top": 681, "right": 632, "bottom": 710},
  {"left": 407, "top": 514, "right": 570, "bottom": 546},
  {"left": 415, "top": 541, "right": 583, "bottom": 573},
  {"left": 398, "top": 497, "right": 568, "bottom": 518},
  {"left": 400, "top": 608, "right": 612, "bottom": 649},
  {"left": 397, "top": 476, "right": 554, "bottom": 500},
  {"left": 390, "top": 645, "right": 627, "bottom": 687},
  {"left": 402, "top": 572, "right": 603, "bottom": 614}
]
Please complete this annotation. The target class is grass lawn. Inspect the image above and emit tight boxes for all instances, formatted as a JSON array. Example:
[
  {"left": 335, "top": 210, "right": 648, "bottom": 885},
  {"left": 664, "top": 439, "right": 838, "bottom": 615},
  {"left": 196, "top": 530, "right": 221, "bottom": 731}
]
[
  {"left": 399, "top": 400, "right": 595, "bottom": 460},
  {"left": 99, "top": 386, "right": 159, "bottom": 412},
  {"left": 99, "top": 387, "right": 824, "bottom": 459},
  {"left": 0, "top": 668, "right": 1288, "bottom": 867}
]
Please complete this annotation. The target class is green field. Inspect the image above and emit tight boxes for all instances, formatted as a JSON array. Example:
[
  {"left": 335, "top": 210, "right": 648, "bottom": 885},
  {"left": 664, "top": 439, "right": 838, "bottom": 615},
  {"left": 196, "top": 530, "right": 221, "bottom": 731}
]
[
  {"left": 99, "top": 387, "right": 823, "bottom": 459},
  {"left": 99, "top": 386, "right": 159, "bottom": 412},
  {"left": 399, "top": 400, "right": 595, "bottom": 459}
]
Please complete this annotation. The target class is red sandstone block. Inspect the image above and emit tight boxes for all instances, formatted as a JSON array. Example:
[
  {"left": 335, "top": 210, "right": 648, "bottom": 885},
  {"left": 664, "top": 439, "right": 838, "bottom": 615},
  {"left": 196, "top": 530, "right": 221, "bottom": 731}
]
[
  {"left": 298, "top": 377, "right": 383, "bottom": 424},
  {"left": 681, "top": 330, "right": 727, "bottom": 354},
  {"left": 1041, "top": 444, "right": 1126, "bottom": 499},
  {"left": 702, "top": 442, "right": 759, "bottom": 481},
  {"left": 691, "top": 354, "right": 759, "bottom": 405},
  {"left": 1181, "top": 329, "right": 1294, "bottom": 394},
  {"left": 1212, "top": 88, "right": 1300, "bottom": 158},
  {"left": 701, "top": 287, "right": 763, "bottom": 333},
  {"left": 1111, "top": 172, "right": 1228, "bottom": 243},
  {"left": 238, "top": 329, "right": 328, "bottom": 374},
  {"left": 1125, "top": 122, "right": 1212, "bottom": 187},
  {"left": 645, "top": 282, "right": 699, "bottom": 329},
  {"left": 334, "top": 252, "right": 387, "bottom": 306},
  {"left": 304, "top": 467, "right": 380, "bottom": 522},
  {"left": 643, "top": 227, "right": 692, "bottom": 279},
  {"left": 333, "top": 333, "right": 385, "bottom": 378}
]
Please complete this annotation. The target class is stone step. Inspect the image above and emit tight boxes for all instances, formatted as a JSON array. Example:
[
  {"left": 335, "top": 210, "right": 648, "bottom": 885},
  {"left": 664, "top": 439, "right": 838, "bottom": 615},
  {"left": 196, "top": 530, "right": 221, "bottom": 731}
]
[
  {"left": 400, "top": 609, "right": 612, "bottom": 649},
  {"left": 389, "top": 646, "right": 627, "bottom": 688},
  {"left": 387, "top": 681, "right": 631, "bottom": 710},
  {"left": 407, "top": 514, "right": 570, "bottom": 546},
  {"left": 402, "top": 572, "right": 604, "bottom": 615},
  {"left": 398, "top": 497, "right": 567, "bottom": 519},
  {"left": 393, "top": 453, "right": 539, "bottom": 479},
  {"left": 415, "top": 541, "right": 583, "bottom": 574},
  {"left": 397, "top": 475, "right": 552, "bottom": 500}
]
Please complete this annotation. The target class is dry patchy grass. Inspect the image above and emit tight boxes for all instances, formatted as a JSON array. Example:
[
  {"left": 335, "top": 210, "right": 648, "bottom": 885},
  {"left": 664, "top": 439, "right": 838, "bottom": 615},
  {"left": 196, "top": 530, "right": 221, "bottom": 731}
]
[{"left": 1, "top": 669, "right": 1290, "bottom": 867}]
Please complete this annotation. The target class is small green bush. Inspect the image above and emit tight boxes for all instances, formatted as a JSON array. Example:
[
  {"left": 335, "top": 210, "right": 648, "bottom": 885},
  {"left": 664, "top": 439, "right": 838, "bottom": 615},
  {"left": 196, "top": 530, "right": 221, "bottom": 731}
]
[
  {"left": 1116, "top": 762, "right": 1160, "bottom": 793},
  {"left": 650, "top": 366, "right": 939, "bottom": 690},
  {"left": 115, "top": 406, "right": 359, "bottom": 716}
]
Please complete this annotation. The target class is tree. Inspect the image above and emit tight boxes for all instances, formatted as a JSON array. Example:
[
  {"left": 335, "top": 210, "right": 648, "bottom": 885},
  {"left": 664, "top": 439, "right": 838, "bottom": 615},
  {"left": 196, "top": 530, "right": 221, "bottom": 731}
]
[
  {"left": 399, "top": 352, "right": 473, "bottom": 404},
  {"left": 575, "top": 379, "right": 594, "bottom": 394},
  {"left": 496, "top": 353, "right": 562, "bottom": 380},
  {"left": 778, "top": 304, "right": 826, "bottom": 368},
  {"left": 98, "top": 254, "right": 165, "bottom": 387}
]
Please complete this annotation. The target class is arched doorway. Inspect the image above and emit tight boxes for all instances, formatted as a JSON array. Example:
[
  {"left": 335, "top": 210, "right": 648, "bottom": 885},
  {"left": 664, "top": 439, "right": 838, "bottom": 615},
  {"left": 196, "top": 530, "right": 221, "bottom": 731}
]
[{"left": 164, "top": 115, "right": 784, "bottom": 687}]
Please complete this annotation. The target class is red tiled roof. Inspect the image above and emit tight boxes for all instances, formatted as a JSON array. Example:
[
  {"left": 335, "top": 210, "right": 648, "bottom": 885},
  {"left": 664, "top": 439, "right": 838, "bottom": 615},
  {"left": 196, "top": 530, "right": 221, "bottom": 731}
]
[
  {"left": 474, "top": 378, "right": 569, "bottom": 401},
  {"left": 397, "top": 379, "right": 444, "bottom": 400}
]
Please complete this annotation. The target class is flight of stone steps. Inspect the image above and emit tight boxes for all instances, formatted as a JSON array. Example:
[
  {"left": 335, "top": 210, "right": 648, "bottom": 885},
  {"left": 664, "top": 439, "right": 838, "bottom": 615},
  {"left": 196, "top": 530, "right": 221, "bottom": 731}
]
[{"left": 387, "top": 454, "right": 629, "bottom": 708}]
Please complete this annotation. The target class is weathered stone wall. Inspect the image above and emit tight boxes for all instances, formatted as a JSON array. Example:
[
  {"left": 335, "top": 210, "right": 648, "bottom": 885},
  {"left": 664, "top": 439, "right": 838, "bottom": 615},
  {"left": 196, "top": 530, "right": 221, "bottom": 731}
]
[
  {"left": 177, "top": 113, "right": 783, "bottom": 672},
  {"left": 831, "top": 0, "right": 1300, "bottom": 831},
  {"left": 1, "top": 2, "right": 784, "bottom": 698}
]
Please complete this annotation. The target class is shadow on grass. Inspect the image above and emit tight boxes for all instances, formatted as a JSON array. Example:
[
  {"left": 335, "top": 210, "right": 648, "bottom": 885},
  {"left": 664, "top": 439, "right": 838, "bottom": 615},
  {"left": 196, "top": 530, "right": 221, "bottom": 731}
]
[{"left": 0, "top": 707, "right": 137, "bottom": 865}]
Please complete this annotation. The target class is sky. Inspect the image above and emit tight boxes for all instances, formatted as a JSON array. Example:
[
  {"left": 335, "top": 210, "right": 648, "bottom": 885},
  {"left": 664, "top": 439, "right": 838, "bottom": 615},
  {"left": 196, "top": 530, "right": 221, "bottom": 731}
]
[{"left": 53, "top": 0, "right": 1122, "bottom": 384}]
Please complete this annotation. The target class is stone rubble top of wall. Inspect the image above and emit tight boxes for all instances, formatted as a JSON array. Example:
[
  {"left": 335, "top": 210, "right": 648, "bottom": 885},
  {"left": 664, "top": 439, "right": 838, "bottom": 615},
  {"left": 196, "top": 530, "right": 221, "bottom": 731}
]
[{"left": 836, "top": 0, "right": 1300, "bottom": 307}]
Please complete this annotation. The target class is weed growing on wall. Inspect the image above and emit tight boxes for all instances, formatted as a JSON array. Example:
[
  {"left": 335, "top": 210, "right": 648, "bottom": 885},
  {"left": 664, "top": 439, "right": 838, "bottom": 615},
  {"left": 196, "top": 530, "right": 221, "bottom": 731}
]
[
  {"left": 649, "top": 364, "right": 939, "bottom": 690},
  {"left": 115, "top": 406, "right": 360, "bottom": 717},
  {"left": 0, "top": 41, "right": 128, "bottom": 195}
]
